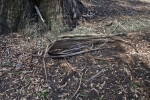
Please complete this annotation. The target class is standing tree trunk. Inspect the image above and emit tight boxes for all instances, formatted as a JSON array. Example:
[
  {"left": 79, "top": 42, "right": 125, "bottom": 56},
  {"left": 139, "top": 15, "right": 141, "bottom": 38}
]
[
  {"left": 0, "top": 0, "right": 87, "bottom": 37},
  {"left": 61, "top": 0, "right": 87, "bottom": 29}
]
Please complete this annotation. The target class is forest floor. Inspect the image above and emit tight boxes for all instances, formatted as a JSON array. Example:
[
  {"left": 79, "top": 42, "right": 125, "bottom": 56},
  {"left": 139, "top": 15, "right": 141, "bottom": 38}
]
[{"left": 0, "top": 0, "right": 150, "bottom": 100}]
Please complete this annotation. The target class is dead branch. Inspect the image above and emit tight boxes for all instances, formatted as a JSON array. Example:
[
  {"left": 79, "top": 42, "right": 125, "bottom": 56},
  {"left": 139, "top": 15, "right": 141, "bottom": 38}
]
[
  {"left": 70, "top": 72, "right": 82, "bottom": 100},
  {"left": 43, "top": 45, "right": 49, "bottom": 81},
  {"left": 48, "top": 38, "right": 109, "bottom": 58},
  {"left": 86, "top": 69, "right": 105, "bottom": 82},
  {"left": 49, "top": 47, "right": 110, "bottom": 58},
  {"left": 0, "top": 68, "right": 10, "bottom": 72}
]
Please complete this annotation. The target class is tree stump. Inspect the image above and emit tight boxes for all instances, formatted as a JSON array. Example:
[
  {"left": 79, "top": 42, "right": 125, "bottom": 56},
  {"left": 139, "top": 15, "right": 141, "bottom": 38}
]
[{"left": 0, "top": 0, "right": 86, "bottom": 37}]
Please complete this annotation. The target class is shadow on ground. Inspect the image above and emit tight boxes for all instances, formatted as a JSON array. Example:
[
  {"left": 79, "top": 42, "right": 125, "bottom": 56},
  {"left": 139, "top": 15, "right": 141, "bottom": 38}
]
[{"left": 83, "top": 0, "right": 150, "bottom": 18}]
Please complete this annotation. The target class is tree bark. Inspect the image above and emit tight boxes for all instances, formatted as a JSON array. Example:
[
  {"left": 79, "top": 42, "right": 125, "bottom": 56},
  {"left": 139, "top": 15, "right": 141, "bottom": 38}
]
[{"left": 0, "top": 0, "right": 86, "bottom": 36}]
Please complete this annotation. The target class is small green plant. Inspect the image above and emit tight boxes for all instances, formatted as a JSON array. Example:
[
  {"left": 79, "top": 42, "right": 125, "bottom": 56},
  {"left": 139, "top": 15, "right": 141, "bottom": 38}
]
[
  {"left": 132, "top": 81, "right": 141, "bottom": 87},
  {"left": 80, "top": 91, "right": 87, "bottom": 97},
  {"left": 120, "top": 64, "right": 124, "bottom": 69},
  {"left": 13, "top": 71, "right": 19, "bottom": 75},
  {"left": 37, "top": 90, "right": 49, "bottom": 99},
  {"left": 66, "top": 95, "right": 71, "bottom": 99},
  {"left": 99, "top": 97, "right": 104, "bottom": 100},
  {"left": 7, "top": 61, "right": 12, "bottom": 67},
  {"left": 117, "top": 77, "right": 121, "bottom": 82},
  {"left": 25, "top": 77, "right": 30, "bottom": 83},
  {"left": 82, "top": 74, "right": 86, "bottom": 79}
]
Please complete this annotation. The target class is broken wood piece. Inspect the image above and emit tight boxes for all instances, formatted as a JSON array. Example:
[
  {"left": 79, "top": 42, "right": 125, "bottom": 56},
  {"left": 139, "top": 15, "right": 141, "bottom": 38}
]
[
  {"left": 49, "top": 42, "right": 91, "bottom": 55},
  {"left": 34, "top": 5, "right": 45, "bottom": 22},
  {"left": 49, "top": 47, "right": 110, "bottom": 58},
  {"left": 48, "top": 37, "right": 109, "bottom": 58}
]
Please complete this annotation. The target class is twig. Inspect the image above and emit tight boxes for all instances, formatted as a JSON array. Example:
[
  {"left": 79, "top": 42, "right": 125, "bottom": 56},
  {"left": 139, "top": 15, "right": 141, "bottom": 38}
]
[
  {"left": 49, "top": 47, "right": 110, "bottom": 58},
  {"left": 59, "top": 34, "right": 118, "bottom": 38},
  {"left": 43, "top": 46, "right": 50, "bottom": 81},
  {"left": 29, "top": 48, "right": 33, "bottom": 63},
  {"left": 111, "top": 20, "right": 119, "bottom": 34},
  {"left": 70, "top": 73, "right": 82, "bottom": 100},
  {"left": 43, "top": 40, "right": 56, "bottom": 81},
  {"left": 118, "top": 21, "right": 128, "bottom": 32},
  {"left": 93, "top": 57, "right": 114, "bottom": 62},
  {"left": 86, "top": 69, "right": 105, "bottom": 82},
  {"left": 43, "top": 45, "right": 48, "bottom": 81},
  {"left": 64, "top": 57, "right": 76, "bottom": 71},
  {"left": 51, "top": 43, "right": 91, "bottom": 56},
  {"left": 46, "top": 36, "right": 51, "bottom": 43},
  {"left": 20, "top": 82, "right": 31, "bottom": 93},
  {"left": 59, "top": 43, "right": 90, "bottom": 54},
  {"left": 126, "top": 63, "right": 135, "bottom": 81},
  {"left": 0, "top": 68, "right": 10, "bottom": 72}
]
